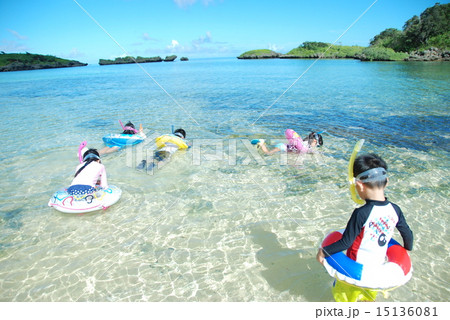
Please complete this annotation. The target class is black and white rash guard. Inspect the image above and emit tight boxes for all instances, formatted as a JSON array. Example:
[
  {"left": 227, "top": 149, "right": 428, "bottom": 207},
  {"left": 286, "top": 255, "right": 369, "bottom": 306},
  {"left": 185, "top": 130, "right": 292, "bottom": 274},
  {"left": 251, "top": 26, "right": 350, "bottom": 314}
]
[{"left": 323, "top": 199, "right": 413, "bottom": 266}]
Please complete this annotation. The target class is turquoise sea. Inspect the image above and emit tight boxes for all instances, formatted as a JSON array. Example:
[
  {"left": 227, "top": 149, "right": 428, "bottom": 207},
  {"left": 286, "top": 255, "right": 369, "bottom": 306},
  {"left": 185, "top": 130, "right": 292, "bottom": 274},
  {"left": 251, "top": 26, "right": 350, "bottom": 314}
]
[{"left": 0, "top": 58, "right": 448, "bottom": 301}]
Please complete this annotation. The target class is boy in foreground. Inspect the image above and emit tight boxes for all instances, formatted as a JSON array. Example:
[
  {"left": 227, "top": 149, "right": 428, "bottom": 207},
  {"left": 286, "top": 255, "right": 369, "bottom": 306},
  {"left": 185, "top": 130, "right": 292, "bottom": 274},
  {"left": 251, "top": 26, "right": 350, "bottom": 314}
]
[{"left": 316, "top": 153, "right": 413, "bottom": 301}]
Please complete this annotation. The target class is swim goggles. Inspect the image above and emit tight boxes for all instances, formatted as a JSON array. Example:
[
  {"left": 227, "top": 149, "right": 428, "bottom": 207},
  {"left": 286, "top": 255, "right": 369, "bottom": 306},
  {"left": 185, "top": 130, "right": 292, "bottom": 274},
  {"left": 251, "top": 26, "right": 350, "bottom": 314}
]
[
  {"left": 123, "top": 126, "right": 138, "bottom": 133},
  {"left": 312, "top": 130, "right": 325, "bottom": 146},
  {"left": 355, "top": 167, "right": 387, "bottom": 183},
  {"left": 119, "top": 120, "right": 138, "bottom": 133},
  {"left": 83, "top": 153, "right": 100, "bottom": 161}
]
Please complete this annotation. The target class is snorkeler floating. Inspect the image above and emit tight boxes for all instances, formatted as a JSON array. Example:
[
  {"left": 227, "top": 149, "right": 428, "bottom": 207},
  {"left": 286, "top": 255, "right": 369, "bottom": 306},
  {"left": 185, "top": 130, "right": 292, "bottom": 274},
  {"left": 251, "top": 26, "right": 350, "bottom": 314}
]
[
  {"left": 137, "top": 128, "right": 189, "bottom": 171},
  {"left": 100, "top": 120, "right": 147, "bottom": 155},
  {"left": 252, "top": 129, "right": 324, "bottom": 155}
]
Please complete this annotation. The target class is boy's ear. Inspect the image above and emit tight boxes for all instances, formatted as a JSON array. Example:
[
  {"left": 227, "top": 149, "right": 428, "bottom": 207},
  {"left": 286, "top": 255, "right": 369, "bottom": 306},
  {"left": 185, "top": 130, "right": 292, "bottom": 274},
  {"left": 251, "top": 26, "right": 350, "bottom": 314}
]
[
  {"left": 385, "top": 177, "right": 389, "bottom": 187},
  {"left": 355, "top": 180, "right": 365, "bottom": 192}
]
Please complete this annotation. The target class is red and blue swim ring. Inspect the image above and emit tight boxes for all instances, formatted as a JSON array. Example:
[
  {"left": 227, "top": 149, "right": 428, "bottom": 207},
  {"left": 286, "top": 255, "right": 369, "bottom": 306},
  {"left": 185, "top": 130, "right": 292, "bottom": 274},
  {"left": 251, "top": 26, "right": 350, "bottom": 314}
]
[{"left": 322, "top": 230, "right": 412, "bottom": 290}]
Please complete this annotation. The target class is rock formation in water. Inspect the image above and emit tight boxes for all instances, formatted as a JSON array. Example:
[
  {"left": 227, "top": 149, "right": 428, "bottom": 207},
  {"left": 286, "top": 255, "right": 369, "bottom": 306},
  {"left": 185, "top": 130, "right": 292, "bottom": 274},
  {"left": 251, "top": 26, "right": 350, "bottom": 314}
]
[
  {"left": 407, "top": 47, "right": 450, "bottom": 61},
  {"left": 164, "top": 55, "right": 177, "bottom": 62},
  {"left": 99, "top": 56, "right": 163, "bottom": 65}
]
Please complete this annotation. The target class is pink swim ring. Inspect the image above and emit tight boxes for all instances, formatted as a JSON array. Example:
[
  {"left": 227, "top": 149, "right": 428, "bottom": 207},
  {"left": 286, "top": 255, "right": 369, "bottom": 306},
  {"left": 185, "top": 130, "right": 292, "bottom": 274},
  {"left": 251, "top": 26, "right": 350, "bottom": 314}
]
[{"left": 285, "top": 129, "right": 308, "bottom": 153}]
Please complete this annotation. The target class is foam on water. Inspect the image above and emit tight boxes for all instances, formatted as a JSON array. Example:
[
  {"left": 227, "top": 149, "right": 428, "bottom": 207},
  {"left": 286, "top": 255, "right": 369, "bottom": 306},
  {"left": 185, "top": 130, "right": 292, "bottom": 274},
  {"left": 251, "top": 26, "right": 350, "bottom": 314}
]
[{"left": 0, "top": 59, "right": 448, "bottom": 301}]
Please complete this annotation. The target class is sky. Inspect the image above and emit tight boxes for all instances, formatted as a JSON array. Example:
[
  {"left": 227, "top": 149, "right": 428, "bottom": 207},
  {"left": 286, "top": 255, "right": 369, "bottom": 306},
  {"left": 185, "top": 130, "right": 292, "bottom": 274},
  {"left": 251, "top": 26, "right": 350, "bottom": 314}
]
[{"left": 0, "top": 0, "right": 447, "bottom": 64}]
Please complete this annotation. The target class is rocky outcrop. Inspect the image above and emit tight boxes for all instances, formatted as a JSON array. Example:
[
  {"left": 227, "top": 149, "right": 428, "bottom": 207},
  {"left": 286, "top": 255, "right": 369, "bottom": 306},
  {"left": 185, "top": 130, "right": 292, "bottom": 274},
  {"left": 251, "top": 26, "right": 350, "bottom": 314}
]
[
  {"left": 99, "top": 56, "right": 162, "bottom": 65},
  {"left": 407, "top": 47, "right": 450, "bottom": 61},
  {"left": 180, "top": 57, "right": 189, "bottom": 61},
  {"left": 279, "top": 53, "right": 332, "bottom": 59},
  {"left": 164, "top": 55, "right": 177, "bottom": 62}
]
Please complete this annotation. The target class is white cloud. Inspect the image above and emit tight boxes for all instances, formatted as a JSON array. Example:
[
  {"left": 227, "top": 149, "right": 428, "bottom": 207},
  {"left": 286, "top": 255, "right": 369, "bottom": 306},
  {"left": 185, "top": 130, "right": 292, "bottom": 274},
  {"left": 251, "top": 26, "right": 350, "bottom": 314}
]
[
  {"left": 167, "top": 40, "right": 180, "bottom": 50},
  {"left": 0, "top": 40, "right": 29, "bottom": 52},
  {"left": 66, "top": 48, "right": 85, "bottom": 59},
  {"left": 192, "top": 31, "right": 212, "bottom": 46},
  {"left": 174, "top": 0, "right": 196, "bottom": 8},
  {"left": 7, "top": 29, "right": 28, "bottom": 40},
  {"left": 174, "top": 0, "right": 217, "bottom": 8},
  {"left": 142, "top": 33, "right": 157, "bottom": 41},
  {"left": 1, "top": 30, "right": 29, "bottom": 53},
  {"left": 140, "top": 32, "right": 231, "bottom": 57},
  {"left": 268, "top": 43, "right": 282, "bottom": 52},
  {"left": 143, "top": 40, "right": 235, "bottom": 58}
]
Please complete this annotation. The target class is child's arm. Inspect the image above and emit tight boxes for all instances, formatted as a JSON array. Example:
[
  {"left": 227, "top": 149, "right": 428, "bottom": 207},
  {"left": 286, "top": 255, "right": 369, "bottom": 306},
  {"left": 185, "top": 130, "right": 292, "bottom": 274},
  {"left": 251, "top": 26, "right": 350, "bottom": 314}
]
[
  {"left": 321, "top": 208, "right": 365, "bottom": 258},
  {"left": 316, "top": 248, "right": 325, "bottom": 264},
  {"left": 139, "top": 124, "right": 147, "bottom": 139},
  {"left": 393, "top": 204, "right": 413, "bottom": 250},
  {"left": 99, "top": 164, "right": 108, "bottom": 189}
]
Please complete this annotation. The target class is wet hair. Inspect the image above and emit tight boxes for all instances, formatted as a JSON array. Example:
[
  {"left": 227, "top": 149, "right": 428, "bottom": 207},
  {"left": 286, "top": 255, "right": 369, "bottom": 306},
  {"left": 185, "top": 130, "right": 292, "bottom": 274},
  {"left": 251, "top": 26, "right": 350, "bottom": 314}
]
[
  {"left": 122, "top": 121, "right": 136, "bottom": 135},
  {"left": 74, "top": 149, "right": 101, "bottom": 178},
  {"left": 173, "top": 128, "right": 186, "bottom": 139},
  {"left": 353, "top": 153, "right": 388, "bottom": 188},
  {"left": 304, "top": 131, "right": 323, "bottom": 146}
]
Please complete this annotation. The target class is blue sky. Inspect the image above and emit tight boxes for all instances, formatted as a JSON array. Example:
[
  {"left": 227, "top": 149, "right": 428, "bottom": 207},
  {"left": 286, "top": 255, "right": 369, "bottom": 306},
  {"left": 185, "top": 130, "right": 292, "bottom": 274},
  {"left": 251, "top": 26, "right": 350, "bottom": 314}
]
[{"left": 0, "top": 0, "right": 446, "bottom": 63}]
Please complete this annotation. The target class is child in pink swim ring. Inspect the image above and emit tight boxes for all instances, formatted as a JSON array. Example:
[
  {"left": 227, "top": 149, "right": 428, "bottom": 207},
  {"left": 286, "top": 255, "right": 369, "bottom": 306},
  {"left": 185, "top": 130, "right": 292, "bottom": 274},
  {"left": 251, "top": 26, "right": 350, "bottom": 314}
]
[
  {"left": 68, "top": 148, "right": 108, "bottom": 196},
  {"left": 254, "top": 129, "right": 323, "bottom": 155}
]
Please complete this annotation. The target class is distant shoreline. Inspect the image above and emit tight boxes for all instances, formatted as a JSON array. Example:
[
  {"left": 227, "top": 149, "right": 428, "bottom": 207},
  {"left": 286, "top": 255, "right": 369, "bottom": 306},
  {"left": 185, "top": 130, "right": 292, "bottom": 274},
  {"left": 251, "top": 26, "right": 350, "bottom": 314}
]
[
  {"left": 238, "top": 4, "right": 450, "bottom": 62},
  {"left": 0, "top": 53, "right": 190, "bottom": 72},
  {"left": 99, "top": 55, "right": 182, "bottom": 65},
  {"left": 237, "top": 47, "right": 450, "bottom": 62},
  {"left": 0, "top": 53, "right": 87, "bottom": 72}
]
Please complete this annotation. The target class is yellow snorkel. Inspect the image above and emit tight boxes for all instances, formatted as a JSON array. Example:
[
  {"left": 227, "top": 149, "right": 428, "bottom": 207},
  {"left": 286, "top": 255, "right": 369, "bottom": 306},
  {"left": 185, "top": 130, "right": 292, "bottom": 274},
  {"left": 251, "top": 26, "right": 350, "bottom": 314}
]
[{"left": 348, "top": 139, "right": 365, "bottom": 205}]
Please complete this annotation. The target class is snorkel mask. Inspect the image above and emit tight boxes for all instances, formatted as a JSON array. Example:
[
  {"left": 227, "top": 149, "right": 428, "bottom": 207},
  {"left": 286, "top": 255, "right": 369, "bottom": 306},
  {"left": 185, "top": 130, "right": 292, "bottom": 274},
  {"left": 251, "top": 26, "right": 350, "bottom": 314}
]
[
  {"left": 119, "top": 120, "right": 138, "bottom": 134},
  {"left": 83, "top": 152, "right": 100, "bottom": 162},
  {"left": 355, "top": 167, "right": 387, "bottom": 183},
  {"left": 348, "top": 139, "right": 365, "bottom": 205},
  {"left": 311, "top": 130, "right": 325, "bottom": 147}
]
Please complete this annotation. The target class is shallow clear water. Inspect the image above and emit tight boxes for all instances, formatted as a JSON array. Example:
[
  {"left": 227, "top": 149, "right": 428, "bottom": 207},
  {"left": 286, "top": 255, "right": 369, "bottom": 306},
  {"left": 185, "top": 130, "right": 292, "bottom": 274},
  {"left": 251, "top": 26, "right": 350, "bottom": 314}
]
[{"left": 0, "top": 58, "right": 448, "bottom": 301}]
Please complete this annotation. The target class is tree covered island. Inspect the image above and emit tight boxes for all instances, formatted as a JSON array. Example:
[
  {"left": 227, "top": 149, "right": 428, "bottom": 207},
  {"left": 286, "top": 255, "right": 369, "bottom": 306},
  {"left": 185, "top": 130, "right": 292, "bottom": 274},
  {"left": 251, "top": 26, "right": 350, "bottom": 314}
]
[
  {"left": 238, "top": 3, "right": 449, "bottom": 61},
  {"left": 99, "top": 55, "right": 179, "bottom": 65},
  {"left": 0, "top": 52, "right": 87, "bottom": 72}
]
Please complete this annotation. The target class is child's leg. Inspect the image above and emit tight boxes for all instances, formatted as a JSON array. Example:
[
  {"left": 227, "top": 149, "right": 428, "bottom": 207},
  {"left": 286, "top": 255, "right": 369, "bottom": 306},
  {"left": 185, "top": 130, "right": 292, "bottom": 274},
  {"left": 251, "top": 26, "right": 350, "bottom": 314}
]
[
  {"left": 136, "top": 159, "right": 147, "bottom": 170},
  {"left": 258, "top": 142, "right": 281, "bottom": 155},
  {"left": 145, "top": 151, "right": 172, "bottom": 171},
  {"left": 331, "top": 279, "right": 378, "bottom": 302},
  {"left": 99, "top": 146, "right": 120, "bottom": 155}
]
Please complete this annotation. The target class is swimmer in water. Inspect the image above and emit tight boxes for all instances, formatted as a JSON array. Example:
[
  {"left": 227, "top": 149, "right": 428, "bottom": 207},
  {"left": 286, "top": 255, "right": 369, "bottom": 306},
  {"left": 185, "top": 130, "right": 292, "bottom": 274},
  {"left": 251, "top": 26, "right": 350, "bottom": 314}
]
[
  {"left": 137, "top": 128, "right": 188, "bottom": 171},
  {"left": 253, "top": 130, "right": 323, "bottom": 155},
  {"left": 99, "top": 121, "right": 146, "bottom": 155}
]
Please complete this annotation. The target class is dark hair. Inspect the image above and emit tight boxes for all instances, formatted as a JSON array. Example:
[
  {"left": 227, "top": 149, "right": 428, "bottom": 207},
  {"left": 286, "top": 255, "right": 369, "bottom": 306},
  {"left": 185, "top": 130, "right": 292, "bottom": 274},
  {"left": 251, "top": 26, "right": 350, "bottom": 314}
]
[
  {"left": 74, "top": 149, "right": 101, "bottom": 178},
  {"left": 122, "top": 121, "right": 136, "bottom": 135},
  {"left": 353, "top": 153, "right": 388, "bottom": 188},
  {"left": 174, "top": 128, "right": 186, "bottom": 139},
  {"left": 305, "top": 131, "right": 323, "bottom": 146}
]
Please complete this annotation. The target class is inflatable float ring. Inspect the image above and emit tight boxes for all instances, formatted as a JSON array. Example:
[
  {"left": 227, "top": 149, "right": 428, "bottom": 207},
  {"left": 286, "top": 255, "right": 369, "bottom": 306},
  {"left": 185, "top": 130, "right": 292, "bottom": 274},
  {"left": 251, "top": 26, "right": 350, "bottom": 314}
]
[
  {"left": 48, "top": 185, "right": 122, "bottom": 214},
  {"left": 322, "top": 230, "right": 412, "bottom": 290},
  {"left": 155, "top": 134, "right": 188, "bottom": 149}
]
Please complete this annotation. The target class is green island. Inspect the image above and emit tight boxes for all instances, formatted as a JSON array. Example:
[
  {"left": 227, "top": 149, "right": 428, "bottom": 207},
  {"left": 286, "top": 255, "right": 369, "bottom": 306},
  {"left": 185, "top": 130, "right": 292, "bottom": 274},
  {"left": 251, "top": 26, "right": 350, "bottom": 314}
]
[
  {"left": 238, "top": 3, "right": 450, "bottom": 61},
  {"left": 0, "top": 52, "right": 87, "bottom": 72},
  {"left": 99, "top": 55, "right": 179, "bottom": 65}
]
